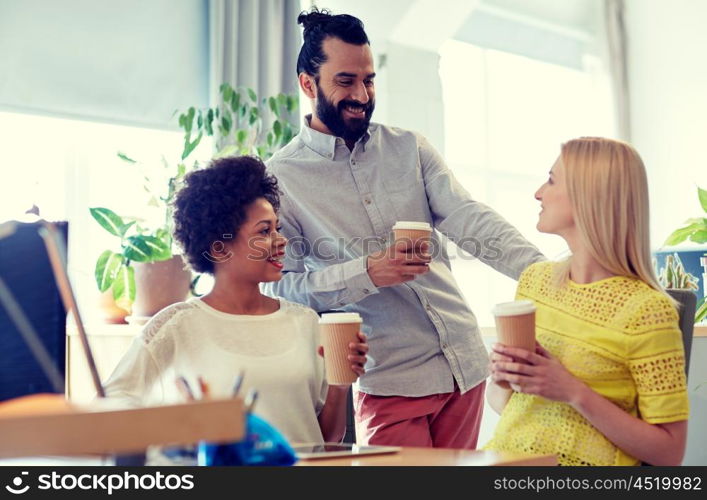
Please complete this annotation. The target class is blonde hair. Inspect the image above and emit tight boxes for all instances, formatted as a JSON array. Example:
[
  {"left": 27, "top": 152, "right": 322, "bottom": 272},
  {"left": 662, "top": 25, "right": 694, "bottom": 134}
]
[{"left": 555, "top": 137, "right": 670, "bottom": 299}]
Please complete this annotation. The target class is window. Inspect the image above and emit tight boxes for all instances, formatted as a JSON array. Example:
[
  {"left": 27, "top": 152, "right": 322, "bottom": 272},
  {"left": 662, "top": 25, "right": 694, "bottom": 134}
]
[
  {"left": 0, "top": 111, "right": 188, "bottom": 318},
  {"left": 438, "top": 40, "right": 615, "bottom": 326}
]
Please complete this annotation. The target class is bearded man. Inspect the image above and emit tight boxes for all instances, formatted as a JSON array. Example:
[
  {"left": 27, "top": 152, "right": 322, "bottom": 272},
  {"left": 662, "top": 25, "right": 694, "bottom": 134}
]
[{"left": 265, "top": 8, "right": 544, "bottom": 449}]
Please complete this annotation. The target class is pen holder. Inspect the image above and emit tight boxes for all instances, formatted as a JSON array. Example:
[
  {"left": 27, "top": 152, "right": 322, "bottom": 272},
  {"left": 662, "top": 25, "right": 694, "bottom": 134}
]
[{"left": 197, "top": 413, "right": 297, "bottom": 466}]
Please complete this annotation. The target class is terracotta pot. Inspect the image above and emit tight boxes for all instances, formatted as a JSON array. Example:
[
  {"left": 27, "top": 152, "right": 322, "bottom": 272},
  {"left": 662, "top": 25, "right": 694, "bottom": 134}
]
[
  {"left": 97, "top": 289, "right": 129, "bottom": 324},
  {"left": 131, "top": 255, "right": 192, "bottom": 317}
]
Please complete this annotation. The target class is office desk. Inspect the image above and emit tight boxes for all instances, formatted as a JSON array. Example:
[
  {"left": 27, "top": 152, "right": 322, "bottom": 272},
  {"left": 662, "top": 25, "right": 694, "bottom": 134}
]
[
  {"left": 296, "top": 447, "right": 556, "bottom": 466},
  {"left": 2, "top": 449, "right": 555, "bottom": 467}
]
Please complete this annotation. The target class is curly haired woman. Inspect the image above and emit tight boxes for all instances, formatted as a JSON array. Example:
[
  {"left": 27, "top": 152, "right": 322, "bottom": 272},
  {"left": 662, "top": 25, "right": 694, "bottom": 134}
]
[{"left": 104, "top": 156, "right": 367, "bottom": 446}]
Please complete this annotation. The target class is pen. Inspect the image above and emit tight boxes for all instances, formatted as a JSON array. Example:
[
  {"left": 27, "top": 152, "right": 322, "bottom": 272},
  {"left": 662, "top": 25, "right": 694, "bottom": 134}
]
[
  {"left": 244, "top": 388, "right": 258, "bottom": 414},
  {"left": 197, "top": 376, "right": 210, "bottom": 399},
  {"left": 232, "top": 370, "right": 245, "bottom": 396},
  {"left": 175, "top": 376, "right": 195, "bottom": 401}
]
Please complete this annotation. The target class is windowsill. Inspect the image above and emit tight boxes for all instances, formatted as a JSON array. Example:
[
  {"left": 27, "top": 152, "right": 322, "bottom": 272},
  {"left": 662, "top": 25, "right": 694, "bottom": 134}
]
[{"left": 66, "top": 323, "right": 142, "bottom": 337}]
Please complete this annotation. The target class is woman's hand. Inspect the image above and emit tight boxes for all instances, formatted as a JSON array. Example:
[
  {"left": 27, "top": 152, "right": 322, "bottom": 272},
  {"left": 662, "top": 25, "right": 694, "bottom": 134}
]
[
  {"left": 317, "top": 331, "right": 369, "bottom": 377},
  {"left": 490, "top": 342, "right": 586, "bottom": 404},
  {"left": 488, "top": 343, "right": 515, "bottom": 388}
]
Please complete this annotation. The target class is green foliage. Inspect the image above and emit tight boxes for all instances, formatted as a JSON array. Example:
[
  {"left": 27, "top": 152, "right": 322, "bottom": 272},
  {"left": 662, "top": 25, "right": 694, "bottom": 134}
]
[
  {"left": 90, "top": 207, "right": 171, "bottom": 309},
  {"left": 179, "top": 83, "right": 299, "bottom": 161},
  {"left": 95, "top": 250, "right": 121, "bottom": 293},
  {"left": 696, "top": 297, "right": 707, "bottom": 324},
  {"left": 664, "top": 187, "right": 707, "bottom": 246},
  {"left": 91, "top": 85, "right": 299, "bottom": 309},
  {"left": 662, "top": 186, "right": 707, "bottom": 325},
  {"left": 113, "top": 265, "right": 135, "bottom": 312}
]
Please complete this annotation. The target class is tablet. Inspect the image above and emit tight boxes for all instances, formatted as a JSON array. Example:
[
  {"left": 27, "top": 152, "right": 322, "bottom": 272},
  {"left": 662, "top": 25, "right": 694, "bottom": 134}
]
[{"left": 292, "top": 443, "right": 401, "bottom": 460}]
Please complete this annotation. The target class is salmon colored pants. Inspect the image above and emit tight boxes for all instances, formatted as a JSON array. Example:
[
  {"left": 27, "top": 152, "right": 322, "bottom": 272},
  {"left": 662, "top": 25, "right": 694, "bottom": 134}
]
[{"left": 353, "top": 381, "right": 486, "bottom": 449}]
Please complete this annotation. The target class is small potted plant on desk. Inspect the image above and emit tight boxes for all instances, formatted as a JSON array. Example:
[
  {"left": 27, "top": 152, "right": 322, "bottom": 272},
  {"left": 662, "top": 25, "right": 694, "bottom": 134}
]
[
  {"left": 91, "top": 84, "right": 298, "bottom": 323},
  {"left": 655, "top": 186, "right": 707, "bottom": 325}
]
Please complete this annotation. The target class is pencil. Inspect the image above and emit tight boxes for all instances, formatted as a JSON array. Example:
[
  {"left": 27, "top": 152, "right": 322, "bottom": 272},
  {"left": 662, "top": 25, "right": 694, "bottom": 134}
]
[
  {"left": 175, "top": 376, "right": 195, "bottom": 401},
  {"left": 244, "top": 389, "right": 258, "bottom": 413},
  {"left": 232, "top": 370, "right": 245, "bottom": 396},
  {"left": 197, "top": 376, "right": 210, "bottom": 399}
]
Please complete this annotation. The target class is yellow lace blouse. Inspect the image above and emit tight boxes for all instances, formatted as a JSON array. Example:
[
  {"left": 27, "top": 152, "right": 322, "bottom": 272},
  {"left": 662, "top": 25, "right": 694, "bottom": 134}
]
[{"left": 484, "top": 261, "right": 689, "bottom": 466}]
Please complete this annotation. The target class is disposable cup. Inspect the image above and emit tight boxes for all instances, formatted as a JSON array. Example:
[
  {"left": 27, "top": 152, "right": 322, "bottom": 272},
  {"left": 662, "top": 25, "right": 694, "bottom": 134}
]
[
  {"left": 492, "top": 300, "right": 536, "bottom": 389},
  {"left": 392, "top": 221, "right": 432, "bottom": 258},
  {"left": 319, "top": 313, "right": 363, "bottom": 385}
]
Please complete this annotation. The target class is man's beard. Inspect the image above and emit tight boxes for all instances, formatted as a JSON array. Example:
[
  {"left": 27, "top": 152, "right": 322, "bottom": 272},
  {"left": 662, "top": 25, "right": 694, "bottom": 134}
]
[{"left": 315, "top": 84, "right": 375, "bottom": 144}]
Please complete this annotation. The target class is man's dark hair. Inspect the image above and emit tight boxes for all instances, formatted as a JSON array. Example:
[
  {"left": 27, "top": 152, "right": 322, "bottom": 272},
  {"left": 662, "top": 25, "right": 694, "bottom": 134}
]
[
  {"left": 172, "top": 156, "right": 280, "bottom": 274},
  {"left": 296, "top": 7, "right": 369, "bottom": 77}
]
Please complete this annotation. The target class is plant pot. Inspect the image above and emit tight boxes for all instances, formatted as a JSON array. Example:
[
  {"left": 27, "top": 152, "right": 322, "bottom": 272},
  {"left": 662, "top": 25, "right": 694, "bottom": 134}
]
[
  {"left": 654, "top": 246, "right": 707, "bottom": 325},
  {"left": 654, "top": 247, "right": 707, "bottom": 296},
  {"left": 132, "top": 255, "right": 192, "bottom": 318},
  {"left": 97, "top": 289, "right": 129, "bottom": 324}
]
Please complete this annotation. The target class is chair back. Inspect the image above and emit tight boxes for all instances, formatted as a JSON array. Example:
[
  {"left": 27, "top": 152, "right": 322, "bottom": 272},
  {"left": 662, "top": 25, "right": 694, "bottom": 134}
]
[{"left": 666, "top": 289, "right": 696, "bottom": 379}]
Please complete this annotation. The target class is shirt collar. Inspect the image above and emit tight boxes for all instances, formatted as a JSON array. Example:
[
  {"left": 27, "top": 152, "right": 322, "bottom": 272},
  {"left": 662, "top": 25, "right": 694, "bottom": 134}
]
[{"left": 299, "top": 114, "right": 372, "bottom": 159}]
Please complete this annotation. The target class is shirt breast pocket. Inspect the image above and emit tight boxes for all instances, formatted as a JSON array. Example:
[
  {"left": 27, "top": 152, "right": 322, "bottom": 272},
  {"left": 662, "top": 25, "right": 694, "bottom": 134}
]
[{"left": 381, "top": 168, "right": 423, "bottom": 195}]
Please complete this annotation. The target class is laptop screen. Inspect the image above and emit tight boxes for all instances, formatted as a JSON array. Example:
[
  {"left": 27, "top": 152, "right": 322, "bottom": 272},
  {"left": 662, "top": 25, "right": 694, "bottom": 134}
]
[{"left": 0, "top": 221, "right": 68, "bottom": 401}]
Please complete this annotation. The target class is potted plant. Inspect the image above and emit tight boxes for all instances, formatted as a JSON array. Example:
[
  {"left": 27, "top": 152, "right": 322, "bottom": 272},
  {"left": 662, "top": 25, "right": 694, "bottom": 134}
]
[
  {"left": 90, "top": 206, "right": 186, "bottom": 321},
  {"left": 656, "top": 186, "right": 707, "bottom": 324},
  {"left": 91, "top": 84, "right": 299, "bottom": 320}
]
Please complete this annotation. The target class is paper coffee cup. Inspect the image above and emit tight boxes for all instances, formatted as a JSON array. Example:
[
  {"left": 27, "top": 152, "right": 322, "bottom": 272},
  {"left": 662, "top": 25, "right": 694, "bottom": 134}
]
[
  {"left": 392, "top": 221, "right": 432, "bottom": 255},
  {"left": 492, "top": 300, "right": 536, "bottom": 389},
  {"left": 319, "top": 313, "right": 363, "bottom": 385}
]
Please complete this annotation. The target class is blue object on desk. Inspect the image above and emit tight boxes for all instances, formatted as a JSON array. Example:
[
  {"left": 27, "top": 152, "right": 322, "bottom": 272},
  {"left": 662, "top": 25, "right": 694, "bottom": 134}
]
[{"left": 198, "top": 414, "right": 296, "bottom": 466}]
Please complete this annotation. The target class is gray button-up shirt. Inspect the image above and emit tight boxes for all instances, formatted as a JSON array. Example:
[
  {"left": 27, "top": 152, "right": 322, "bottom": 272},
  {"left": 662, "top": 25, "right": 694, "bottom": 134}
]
[{"left": 264, "top": 118, "right": 544, "bottom": 397}]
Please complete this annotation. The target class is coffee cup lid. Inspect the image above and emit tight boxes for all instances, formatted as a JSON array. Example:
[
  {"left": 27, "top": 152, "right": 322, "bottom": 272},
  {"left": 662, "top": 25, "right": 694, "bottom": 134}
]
[
  {"left": 491, "top": 300, "right": 535, "bottom": 316},
  {"left": 319, "top": 312, "right": 363, "bottom": 324},
  {"left": 392, "top": 221, "right": 432, "bottom": 231}
]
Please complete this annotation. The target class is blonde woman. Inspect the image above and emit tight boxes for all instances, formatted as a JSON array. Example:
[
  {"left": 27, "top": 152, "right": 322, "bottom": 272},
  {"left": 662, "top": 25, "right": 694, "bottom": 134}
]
[{"left": 485, "top": 137, "right": 689, "bottom": 466}]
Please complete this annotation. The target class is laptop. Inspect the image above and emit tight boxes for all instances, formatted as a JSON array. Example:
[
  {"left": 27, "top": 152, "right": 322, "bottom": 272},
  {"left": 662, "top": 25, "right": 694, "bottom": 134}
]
[{"left": 0, "top": 220, "right": 105, "bottom": 399}]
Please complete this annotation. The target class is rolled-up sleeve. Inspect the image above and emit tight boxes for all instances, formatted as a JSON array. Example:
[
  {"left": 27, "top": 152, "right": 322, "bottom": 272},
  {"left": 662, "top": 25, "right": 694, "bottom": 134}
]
[
  {"left": 264, "top": 196, "right": 378, "bottom": 311},
  {"left": 417, "top": 133, "right": 545, "bottom": 279}
]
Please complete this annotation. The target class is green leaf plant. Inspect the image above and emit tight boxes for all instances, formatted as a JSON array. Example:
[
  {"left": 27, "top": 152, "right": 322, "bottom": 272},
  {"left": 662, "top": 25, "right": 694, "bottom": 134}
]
[
  {"left": 91, "top": 85, "right": 299, "bottom": 310},
  {"left": 662, "top": 186, "right": 707, "bottom": 324},
  {"left": 187, "top": 83, "right": 299, "bottom": 161},
  {"left": 90, "top": 207, "right": 170, "bottom": 311},
  {"left": 664, "top": 187, "right": 707, "bottom": 246}
]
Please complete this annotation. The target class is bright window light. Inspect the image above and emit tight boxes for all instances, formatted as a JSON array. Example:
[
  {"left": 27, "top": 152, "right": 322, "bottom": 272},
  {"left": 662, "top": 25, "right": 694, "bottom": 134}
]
[
  {"left": 0, "top": 111, "right": 195, "bottom": 319},
  {"left": 438, "top": 39, "right": 615, "bottom": 326}
]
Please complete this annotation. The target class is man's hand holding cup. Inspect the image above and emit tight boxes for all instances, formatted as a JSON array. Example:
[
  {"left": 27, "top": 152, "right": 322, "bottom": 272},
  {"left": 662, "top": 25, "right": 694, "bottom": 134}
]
[{"left": 366, "top": 221, "right": 432, "bottom": 288}]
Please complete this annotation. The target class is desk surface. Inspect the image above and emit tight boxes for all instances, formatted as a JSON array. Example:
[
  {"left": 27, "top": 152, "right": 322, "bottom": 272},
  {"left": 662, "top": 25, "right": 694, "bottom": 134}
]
[
  {"left": 295, "top": 447, "right": 556, "bottom": 466},
  {"left": 1, "top": 448, "right": 556, "bottom": 467}
]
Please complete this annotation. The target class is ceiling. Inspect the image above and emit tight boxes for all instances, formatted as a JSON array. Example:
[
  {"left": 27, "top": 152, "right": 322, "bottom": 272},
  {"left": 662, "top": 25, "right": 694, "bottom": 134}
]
[{"left": 313, "top": 0, "right": 597, "bottom": 51}]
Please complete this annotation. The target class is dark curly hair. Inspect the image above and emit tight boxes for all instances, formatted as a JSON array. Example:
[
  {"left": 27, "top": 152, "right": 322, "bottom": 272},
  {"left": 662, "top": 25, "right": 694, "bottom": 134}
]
[
  {"left": 296, "top": 7, "right": 369, "bottom": 78},
  {"left": 172, "top": 156, "right": 280, "bottom": 274}
]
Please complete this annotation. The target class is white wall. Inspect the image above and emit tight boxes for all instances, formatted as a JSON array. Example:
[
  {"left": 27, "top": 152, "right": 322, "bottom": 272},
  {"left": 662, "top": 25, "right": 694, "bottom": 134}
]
[
  {"left": 383, "top": 43, "right": 445, "bottom": 152},
  {"left": 625, "top": 0, "right": 707, "bottom": 250}
]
